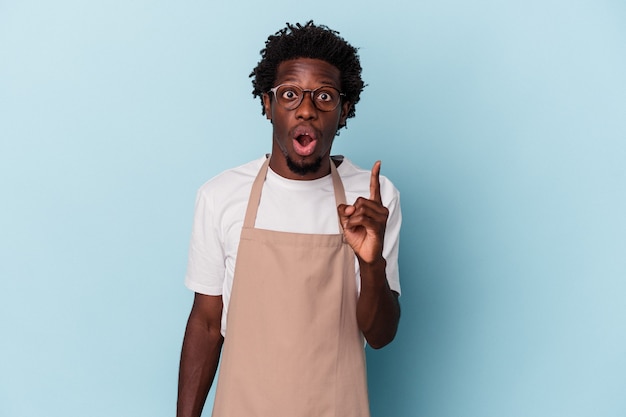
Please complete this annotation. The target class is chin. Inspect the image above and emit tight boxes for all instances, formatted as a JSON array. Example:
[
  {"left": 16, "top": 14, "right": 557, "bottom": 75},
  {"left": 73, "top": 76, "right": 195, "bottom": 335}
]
[{"left": 286, "top": 155, "right": 323, "bottom": 176}]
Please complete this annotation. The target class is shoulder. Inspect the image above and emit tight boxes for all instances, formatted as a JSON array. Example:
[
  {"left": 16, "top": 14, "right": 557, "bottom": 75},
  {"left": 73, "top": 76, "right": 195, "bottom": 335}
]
[
  {"left": 196, "top": 156, "right": 266, "bottom": 200},
  {"left": 335, "top": 156, "right": 400, "bottom": 204}
]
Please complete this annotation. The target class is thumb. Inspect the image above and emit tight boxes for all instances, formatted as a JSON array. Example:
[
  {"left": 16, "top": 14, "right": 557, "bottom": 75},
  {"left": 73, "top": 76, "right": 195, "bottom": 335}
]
[{"left": 337, "top": 204, "right": 355, "bottom": 227}]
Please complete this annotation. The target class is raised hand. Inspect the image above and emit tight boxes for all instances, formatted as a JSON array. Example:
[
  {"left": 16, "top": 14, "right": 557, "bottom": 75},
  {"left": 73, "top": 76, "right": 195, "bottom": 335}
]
[{"left": 337, "top": 161, "right": 389, "bottom": 264}]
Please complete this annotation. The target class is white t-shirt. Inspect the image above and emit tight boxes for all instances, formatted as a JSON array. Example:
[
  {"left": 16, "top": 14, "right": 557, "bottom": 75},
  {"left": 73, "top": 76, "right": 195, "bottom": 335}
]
[{"left": 185, "top": 155, "right": 402, "bottom": 336}]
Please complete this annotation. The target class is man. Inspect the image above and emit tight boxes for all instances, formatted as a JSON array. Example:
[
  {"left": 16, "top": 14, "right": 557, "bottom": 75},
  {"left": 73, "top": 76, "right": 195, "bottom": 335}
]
[{"left": 177, "top": 21, "right": 401, "bottom": 417}]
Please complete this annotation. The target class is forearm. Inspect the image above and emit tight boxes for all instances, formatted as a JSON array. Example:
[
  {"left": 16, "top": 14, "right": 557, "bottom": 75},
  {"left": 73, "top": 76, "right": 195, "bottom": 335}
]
[
  {"left": 177, "top": 318, "right": 224, "bottom": 417},
  {"left": 356, "top": 257, "right": 400, "bottom": 349}
]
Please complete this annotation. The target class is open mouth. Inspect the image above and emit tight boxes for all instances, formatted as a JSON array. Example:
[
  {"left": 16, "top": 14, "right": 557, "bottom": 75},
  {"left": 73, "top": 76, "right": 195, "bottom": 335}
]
[
  {"left": 293, "top": 134, "right": 317, "bottom": 156},
  {"left": 291, "top": 126, "right": 318, "bottom": 157}
]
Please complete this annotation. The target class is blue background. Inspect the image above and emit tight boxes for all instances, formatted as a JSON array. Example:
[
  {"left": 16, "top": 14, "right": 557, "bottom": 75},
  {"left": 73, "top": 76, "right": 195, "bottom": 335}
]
[{"left": 1, "top": 1, "right": 625, "bottom": 416}]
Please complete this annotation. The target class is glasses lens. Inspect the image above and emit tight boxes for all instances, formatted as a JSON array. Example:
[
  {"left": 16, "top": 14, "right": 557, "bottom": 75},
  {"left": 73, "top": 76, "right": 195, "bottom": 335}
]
[
  {"left": 275, "top": 85, "right": 302, "bottom": 110},
  {"left": 313, "top": 88, "right": 340, "bottom": 111},
  {"left": 274, "top": 85, "right": 341, "bottom": 111}
]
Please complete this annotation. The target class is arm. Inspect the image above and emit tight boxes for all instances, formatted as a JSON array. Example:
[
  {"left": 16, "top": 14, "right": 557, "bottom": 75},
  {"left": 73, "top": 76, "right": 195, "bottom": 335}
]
[
  {"left": 356, "top": 259, "right": 400, "bottom": 349},
  {"left": 177, "top": 293, "right": 224, "bottom": 417},
  {"left": 337, "top": 161, "right": 401, "bottom": 349}
]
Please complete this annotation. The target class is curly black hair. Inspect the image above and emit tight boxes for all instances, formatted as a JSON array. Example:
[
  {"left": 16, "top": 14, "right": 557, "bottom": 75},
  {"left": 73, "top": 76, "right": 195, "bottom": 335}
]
[{"left": 250, "top": 21, "right": 365, "bottom": 130}]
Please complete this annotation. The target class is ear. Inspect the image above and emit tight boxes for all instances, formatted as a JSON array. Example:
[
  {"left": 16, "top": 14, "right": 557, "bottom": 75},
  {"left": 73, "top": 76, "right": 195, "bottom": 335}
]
[
  {"left": 262, "top": 93, "right": 272, "bottom": 120},
  {"left": 339, "top": 100, "right": 352, "bottom": 127}
]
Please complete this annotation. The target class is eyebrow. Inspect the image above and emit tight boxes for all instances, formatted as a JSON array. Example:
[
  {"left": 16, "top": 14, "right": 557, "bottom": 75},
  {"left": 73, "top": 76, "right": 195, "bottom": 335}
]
[{"left": 279, "top": 78, "right": 339, "bottom": 88}]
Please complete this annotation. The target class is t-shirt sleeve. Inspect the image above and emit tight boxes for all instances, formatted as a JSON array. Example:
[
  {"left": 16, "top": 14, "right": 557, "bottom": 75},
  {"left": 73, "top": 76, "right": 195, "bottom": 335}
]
[
  {"left": 382, "top": 181, "right": 402, "bottom": 295},
  {"left": 184, "top": 186, "right": 225, "bottom": 295}
]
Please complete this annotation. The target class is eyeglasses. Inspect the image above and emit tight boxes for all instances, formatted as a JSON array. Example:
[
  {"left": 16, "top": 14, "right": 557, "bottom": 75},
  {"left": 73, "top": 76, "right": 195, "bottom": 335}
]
[{"left": 268, "top": 84, "right": 345, "bottom": 112}]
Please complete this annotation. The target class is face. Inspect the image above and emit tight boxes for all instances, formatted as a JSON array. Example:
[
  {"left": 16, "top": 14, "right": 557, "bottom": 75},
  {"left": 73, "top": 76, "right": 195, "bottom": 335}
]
[{"left": 263, "top": 58, "right": 351, "bottom": 180}]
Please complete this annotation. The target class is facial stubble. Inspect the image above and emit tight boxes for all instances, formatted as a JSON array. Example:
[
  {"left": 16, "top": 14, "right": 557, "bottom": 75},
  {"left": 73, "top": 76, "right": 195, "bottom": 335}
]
[{"left": 285, "top": 154, "right": 323, "bottom": 176}]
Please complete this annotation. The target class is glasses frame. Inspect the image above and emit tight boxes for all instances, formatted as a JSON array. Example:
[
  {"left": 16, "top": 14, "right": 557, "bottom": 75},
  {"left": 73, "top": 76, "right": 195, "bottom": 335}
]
[{"left": 268, "top": 84, "right": 346, "bottom": 112}]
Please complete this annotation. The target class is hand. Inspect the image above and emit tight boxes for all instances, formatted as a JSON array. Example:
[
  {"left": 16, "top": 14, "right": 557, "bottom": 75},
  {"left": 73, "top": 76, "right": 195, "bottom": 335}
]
[{"left": 337, "top": 161, "right": 389, "bottom": 264}]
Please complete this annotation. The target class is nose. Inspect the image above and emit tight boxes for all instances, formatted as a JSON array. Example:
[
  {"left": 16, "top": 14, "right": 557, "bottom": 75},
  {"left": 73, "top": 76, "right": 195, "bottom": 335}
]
[{"left": 295, "top": 92, "right": 318, "bottom": 120}]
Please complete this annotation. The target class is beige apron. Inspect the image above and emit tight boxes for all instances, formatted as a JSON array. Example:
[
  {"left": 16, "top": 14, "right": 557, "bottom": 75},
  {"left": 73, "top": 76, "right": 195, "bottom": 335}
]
[{"left": 211, "top": 157, "right": 370, "bottom": 417}]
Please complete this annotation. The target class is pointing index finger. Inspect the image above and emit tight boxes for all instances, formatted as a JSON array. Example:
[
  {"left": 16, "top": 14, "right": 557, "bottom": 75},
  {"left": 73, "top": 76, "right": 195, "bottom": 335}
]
[{"left": 370, "top": 160, "right": 382, "bottom": 203}]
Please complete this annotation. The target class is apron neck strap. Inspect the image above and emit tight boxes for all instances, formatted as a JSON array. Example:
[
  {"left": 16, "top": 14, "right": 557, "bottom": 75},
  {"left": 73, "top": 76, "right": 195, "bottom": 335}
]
[{"left": 243, "top": 156, "right": 347, "bottom": 229}]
